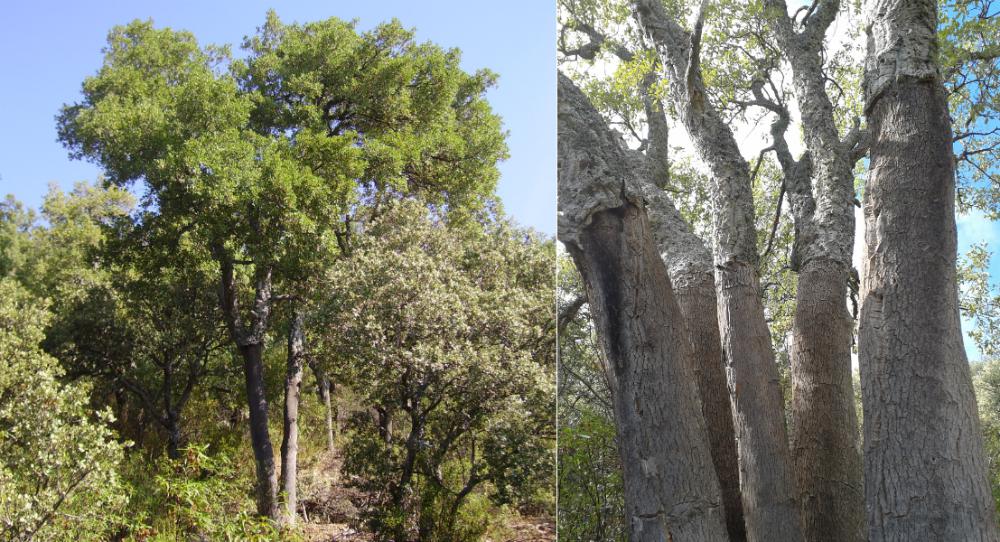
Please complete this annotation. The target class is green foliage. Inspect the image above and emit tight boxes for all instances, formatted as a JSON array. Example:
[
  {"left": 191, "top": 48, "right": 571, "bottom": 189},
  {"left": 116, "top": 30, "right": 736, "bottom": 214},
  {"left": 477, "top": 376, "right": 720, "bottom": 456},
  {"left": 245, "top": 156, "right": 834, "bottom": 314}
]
[
  {"left": 960, "top": 244, "right": 1000, "bottom": 358},
  {"left": 972, "top": 360, "right": 1000, "bottom": 508},
  {"left": 555, "top": 255, "right": 625, "bottom": 542},
  {"left": 0, "top": 195, "right": 34, "bottom": 278},
  {"left": 9, "top": 11, "right": 540, "bottom": 539},
  {"left": 122, "top": 444, "right": 292, "bottom": 542},
  {"left": 0, "top": 279, "right": 128, "bottom": 541},
  {"left": 325, "top": 200, "right": 554, "bottom": 540},
  {"left": 939, "top": 0, "right": 1000, "bottom": 217}
]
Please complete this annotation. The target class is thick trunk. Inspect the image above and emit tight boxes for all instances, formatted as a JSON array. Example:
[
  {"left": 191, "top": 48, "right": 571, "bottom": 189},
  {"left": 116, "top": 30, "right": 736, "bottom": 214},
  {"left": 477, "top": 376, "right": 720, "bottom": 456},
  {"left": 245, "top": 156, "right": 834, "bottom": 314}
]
[
  {"left": 559, "top": 72, "right": 729, "bottom": 541},
  {"left": 568, "top": 204, "right": 730, "bottom": 542},
  {"left": 760, "top": 6, "right": 866, "bottom": 537},
  {"left": 789, "top": 260, "right": 863, "bottom": 542},
  {"left": 860, "top": 2, "right": 999, "bottom": 539},
  {"left": 240, "top": 342, "right": 279, "bottom": 519},
  {"left": 280, "top": 307, "right": 306, "bottom": 526},
  {"left": 643, "top": 187, "right": 746, "bottom": 542},
  {"left": 632, "top": 3, "right": 806, "bottom": 538},
  {"left": 165, "top": 412, "right": 182, "bottom": 460},
  {"left": 673, "top": 272, "right": 746, "bottom": 542}
]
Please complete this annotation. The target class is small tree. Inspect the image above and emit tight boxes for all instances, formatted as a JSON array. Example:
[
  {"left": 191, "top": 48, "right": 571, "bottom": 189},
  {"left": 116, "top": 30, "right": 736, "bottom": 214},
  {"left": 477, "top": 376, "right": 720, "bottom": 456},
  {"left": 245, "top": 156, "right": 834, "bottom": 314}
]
[
  {"left": 323, "top": 201, "right": 553, "bottom": 541},
  {"left": 0, "top": 279, "right": 128, "bottom": 541}
]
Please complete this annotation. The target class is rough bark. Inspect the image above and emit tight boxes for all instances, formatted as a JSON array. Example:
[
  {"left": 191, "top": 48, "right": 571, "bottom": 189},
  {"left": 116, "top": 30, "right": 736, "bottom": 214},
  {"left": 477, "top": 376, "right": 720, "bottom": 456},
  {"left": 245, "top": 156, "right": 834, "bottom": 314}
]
[
  {"left": 559, "top": 72, "right": 729, "bottom": 542},
  {"left": 215, "top": 247, "right": 279, "bottom": 519},
  {"left": 643, "top": 186, "right": 746, "bottom": 542},
  {"left": 280, "top": 306, "right": 306, "bottom": 525},
  {"left": 860, "top": 1, "right": 1000, "bottom": 540},
  {"left": 760, "top": 3, "right": 866, "bottom": 540},
  {"left": 632, "top": 2, "right": 805, "bottom": 539},
  {"left": 241, "top": 341, "right": 279, "bottom": 519},
  {"left": 788, "top": 263, "right": 863, "bottom": 542}
]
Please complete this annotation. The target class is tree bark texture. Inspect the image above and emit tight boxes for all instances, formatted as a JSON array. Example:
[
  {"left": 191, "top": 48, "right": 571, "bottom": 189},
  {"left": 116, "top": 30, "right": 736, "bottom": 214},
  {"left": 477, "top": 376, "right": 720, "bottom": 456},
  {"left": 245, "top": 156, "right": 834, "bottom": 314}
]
[
  {"left": 761, "top": 3, "right": 866, "bottom": 539},
  {"left": 241, "top": 341, "right": 279, "bottom": 520},
  {"left": 789, "top": 262, "right": 863, "bottom": 542},
  {"left": 280, "top": 306, "right": 306, "bottom": 525},
  {"left": 644, "top": 186, "right": 746, "bottom": 542},
  {"left": 632, "top": 3, "right": 806, "bottom": 539},
  {"left": 860, "top": 1, "right": 1000, "bottom": 540},
  {"left": 559, "top": 73, "right": 729, "bottom": 542}
]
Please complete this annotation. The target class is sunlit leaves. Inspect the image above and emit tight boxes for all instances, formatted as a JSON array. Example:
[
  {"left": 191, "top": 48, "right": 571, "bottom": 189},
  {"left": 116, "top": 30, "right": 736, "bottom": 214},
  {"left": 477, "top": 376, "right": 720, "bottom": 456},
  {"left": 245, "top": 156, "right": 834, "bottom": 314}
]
[{"left": 0, "top": 279, "right": 128, "bottom": 541}]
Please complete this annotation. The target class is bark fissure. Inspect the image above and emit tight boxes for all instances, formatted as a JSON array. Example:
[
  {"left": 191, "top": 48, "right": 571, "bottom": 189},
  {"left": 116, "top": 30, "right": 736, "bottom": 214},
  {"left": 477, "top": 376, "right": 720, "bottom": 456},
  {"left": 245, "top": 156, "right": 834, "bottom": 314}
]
[
  {"left": 860, "top": 1, "right": 999, "bottom": 539},
  {"left": 632, "top": 2, "right": 806, "bottom": 539},
  {"left": 559, "top": 72, "right": 729, "bottom": 542}
]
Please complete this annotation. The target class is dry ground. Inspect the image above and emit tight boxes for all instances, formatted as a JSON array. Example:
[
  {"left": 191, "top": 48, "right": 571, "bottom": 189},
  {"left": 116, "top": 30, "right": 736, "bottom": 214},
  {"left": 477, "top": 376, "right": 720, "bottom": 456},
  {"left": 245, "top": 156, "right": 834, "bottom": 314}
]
[{"left": 293, "top": 449, "right": 554, "bottom": 542}]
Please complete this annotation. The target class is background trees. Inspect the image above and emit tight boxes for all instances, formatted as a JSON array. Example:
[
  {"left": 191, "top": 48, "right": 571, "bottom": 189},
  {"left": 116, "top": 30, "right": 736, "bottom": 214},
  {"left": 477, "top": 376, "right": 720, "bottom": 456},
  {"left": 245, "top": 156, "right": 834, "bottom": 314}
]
[
  {"left": 0, "top": 11, "right": 554, "bottom": 541},
  {"left": 0, "top": 279, "right": 128, "bottom": 541},
  {"left": 324, "top": 201, "right": 554, "bottom": 541}
]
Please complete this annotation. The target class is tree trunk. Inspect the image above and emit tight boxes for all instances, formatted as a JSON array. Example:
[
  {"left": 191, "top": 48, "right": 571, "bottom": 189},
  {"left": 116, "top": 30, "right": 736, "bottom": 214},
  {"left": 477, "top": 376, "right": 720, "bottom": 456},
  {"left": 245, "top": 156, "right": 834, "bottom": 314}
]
[
  {"left": 644, "top": 187, "right": 746, "bottom": 542},
  {"left": 377, "top": 406, "right": 393, "bottom": 445},
  {"left": 631, "top": 4, "right": 807, "bottom": 538},
  {"left": 559, "top": 73, "right": 729, "bottom": 541},
  {"left": 789, "top": 260, "right": 864, "bottom": 542},
  {"left": 280, "top": 307, "right": 306, "bottom": 526},
  {"left": 859, "top": 1, "right": 1000, "bottom": 540},
  {"left": 760, "top": 4, "right": 867, "bottom": 539},
  {"left": 240, "top": 342, "right": 279, "bottom": 520},
  {"left": 214, "top": 250, "right": 279, "bottom": 520},
  {"left": 310, "top": 360, "right": 336, "bottom": 452},
  {"left": 165, "top": 411, "right": 182, "bottom": 460}
]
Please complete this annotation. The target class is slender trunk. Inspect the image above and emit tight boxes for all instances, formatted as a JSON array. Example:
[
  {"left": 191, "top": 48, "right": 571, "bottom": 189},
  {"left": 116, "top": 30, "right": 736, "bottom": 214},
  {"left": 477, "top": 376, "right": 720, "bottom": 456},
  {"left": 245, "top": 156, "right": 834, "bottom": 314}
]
[
  {"left": 715, "top": 261, "right": 805, "bottom": 542},
  {"left": 310, "top": 360, "right": 336, "bottom": 452},
  {"left": 214, "top": 250, "right": 278, "bottom": 520},
  {"left": 280, "top": 307, "right": 306, "bottom": 526},
  {"left": 377, "top": 406, "right": 393, "bottom": 445},
  {"left": 673, "top": 272, "right": 746, "bottom": 542},
  {"left": 241, "top": 342, "right": 279, "bottom": 519},
  {"left": 860, "top": 2, "right": 999, "bottom": 539},
  {"left": 789, "top": 260, "right": 863, "bottom": 542},
  {"left": 163, "top": 362, "right": 182, "bottom": 460}
]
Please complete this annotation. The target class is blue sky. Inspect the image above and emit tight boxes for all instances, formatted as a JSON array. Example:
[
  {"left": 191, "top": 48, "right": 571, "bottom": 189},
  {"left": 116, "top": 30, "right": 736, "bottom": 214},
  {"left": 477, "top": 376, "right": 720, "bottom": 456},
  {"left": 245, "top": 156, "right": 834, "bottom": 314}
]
[{"left": 0, "top": 0, "right": 555, "bottom": 235}]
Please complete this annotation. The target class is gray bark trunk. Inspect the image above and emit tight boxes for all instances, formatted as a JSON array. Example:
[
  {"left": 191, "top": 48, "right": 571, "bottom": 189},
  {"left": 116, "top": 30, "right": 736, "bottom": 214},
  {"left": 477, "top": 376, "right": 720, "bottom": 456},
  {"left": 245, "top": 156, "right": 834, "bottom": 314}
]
[
  {"left": 643, "top": 187, "right": 746, "bottom": 542},
  {"left": 215, "top": 249, "right": 279, "bottom": 520},
  {"left": 860, "top": 1, "right": 1000, "bottom": 540},
  {"left": 789, "top": 261, "right": 864, "bottom": 542},
  {"left": 310, "top": 360, "right": 336, "bottom": 453},
  {"left": 241, "top": 341, "right": 279, "bottom": 519},
  {"left": 280, "top": 306, "right": 306, "bottom": 526},
  {"left": 632, "top": 3, "right": 806, "bottom": 539},
  {"left": 559, "top": 73, "right": 730, "bottom": 542},
  {"left": 761, "top": 3, "right": 866, "bottom": 540}
]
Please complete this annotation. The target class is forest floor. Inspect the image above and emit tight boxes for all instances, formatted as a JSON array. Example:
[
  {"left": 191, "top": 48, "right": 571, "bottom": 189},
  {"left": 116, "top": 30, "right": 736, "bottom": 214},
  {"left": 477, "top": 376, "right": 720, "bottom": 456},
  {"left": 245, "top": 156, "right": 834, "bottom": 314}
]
[{"left": 294, "top": 449, "right": 554, "bottom": 542}]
